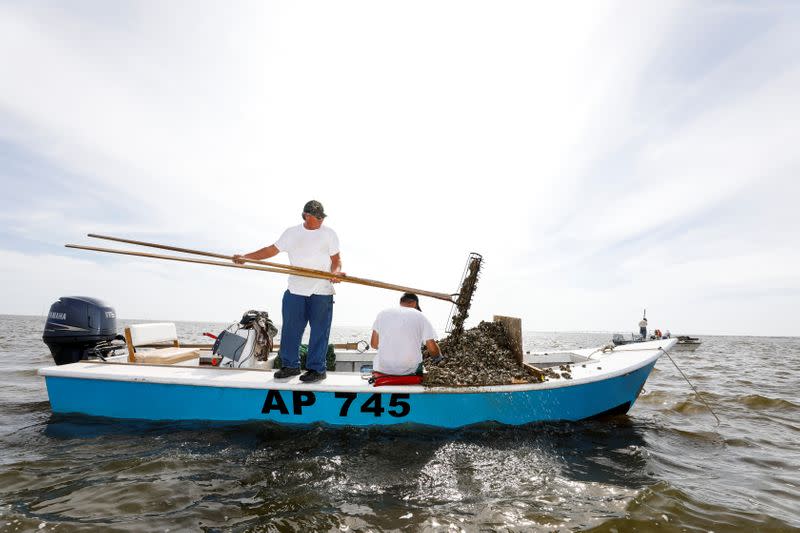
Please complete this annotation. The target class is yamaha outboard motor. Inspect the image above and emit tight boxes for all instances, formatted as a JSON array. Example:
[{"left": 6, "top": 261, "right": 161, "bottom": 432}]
[{"left": 43, "top": 296, "right": 119, "bottom": 365}]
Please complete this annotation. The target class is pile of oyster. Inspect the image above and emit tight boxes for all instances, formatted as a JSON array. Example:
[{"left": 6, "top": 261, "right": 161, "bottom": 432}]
[{"left": 423, "top": 321, "right": 542, "bottom": 387}]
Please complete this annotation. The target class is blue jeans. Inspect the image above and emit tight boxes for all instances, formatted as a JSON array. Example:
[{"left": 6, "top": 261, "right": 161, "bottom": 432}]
[{"left": 279, "top": 290, "right": 333, "bottom": 372}]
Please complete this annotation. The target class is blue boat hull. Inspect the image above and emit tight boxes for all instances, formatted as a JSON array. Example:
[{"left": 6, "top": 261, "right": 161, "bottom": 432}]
[{"left": 43, "top": 361, "right": 655, "bottom": 427}]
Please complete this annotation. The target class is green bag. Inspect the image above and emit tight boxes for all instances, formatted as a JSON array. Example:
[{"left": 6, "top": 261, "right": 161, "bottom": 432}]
[{"left": 273, "top": 343, "right": 336, "bottom": 371}]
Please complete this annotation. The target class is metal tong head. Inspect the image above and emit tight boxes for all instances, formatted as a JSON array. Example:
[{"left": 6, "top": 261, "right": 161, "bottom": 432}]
[{"left": 446, "top": 252, "right": 483, "bottom": 336}]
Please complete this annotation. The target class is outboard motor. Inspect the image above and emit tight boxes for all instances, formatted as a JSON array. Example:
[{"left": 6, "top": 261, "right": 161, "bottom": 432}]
[{"left": 43, "top": 296, "right": 120, "bottom": 365}]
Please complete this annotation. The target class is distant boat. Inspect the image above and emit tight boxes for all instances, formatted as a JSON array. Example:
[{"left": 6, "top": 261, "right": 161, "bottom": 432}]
[
  {"left": 612, "top": 332, "right": 645, "bottom": 346},
  {"left": 612, "top": 331, "right": 696, "bottom": 349},
  {"left": 674, "top": 336, "right": 701, "bottom": 351}
]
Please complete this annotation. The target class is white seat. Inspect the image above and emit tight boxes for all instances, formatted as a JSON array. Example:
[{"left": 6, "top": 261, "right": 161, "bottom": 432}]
[{"left": 124, "top": 322, "right": 199, "bottom": 364}]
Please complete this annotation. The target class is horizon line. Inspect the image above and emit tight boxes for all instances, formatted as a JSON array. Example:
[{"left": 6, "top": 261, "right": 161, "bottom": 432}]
[{"left": 5, "top": 313, "right": 796, "bottom": 338}]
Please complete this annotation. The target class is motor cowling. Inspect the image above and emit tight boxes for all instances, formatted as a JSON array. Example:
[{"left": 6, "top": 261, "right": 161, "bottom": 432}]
[{"left": 43, "top": 296, "right": 118, "bottom": 365}]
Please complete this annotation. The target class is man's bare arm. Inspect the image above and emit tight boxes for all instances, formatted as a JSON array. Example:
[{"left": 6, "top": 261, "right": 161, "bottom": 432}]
[
  {"left": 330, "top": 252, "right": 345, "bottom": 282},
  {"left": 425, "top": 339, "right": 441, "bottom": 357},
  {"left": 233, "top": 245, "right": 279, "bottom": 264},
  {"left": 370, "top": 330, "right": 379, "bottom": 349}
]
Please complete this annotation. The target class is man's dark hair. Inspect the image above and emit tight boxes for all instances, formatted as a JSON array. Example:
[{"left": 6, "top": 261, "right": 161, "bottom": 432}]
[{"left": 400, "top": 292, "right": 421, "bottom": 311}]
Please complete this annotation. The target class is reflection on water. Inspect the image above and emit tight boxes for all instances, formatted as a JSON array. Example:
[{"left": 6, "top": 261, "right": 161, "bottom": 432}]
[
  {"left": 1, "top": 316, "right": 798, "bottom": 531},
  {"left": 13, "top": 417, "right": 653, "bottom": 531}
]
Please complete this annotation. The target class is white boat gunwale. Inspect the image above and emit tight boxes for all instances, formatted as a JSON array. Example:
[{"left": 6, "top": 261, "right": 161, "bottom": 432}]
[{"left": 39, "top": 339, "right": 675, "bottom": 395}]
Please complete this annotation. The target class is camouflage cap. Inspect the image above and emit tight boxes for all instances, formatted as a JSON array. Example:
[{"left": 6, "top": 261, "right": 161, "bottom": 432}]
[{"left": 303, "top": 200, "right": 327, "bottom": 219}]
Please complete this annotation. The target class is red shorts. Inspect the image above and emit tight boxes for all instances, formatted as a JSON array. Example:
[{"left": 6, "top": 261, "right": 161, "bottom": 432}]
[{"left": 370, "top": 371, "right": 423, "bottom": 386}]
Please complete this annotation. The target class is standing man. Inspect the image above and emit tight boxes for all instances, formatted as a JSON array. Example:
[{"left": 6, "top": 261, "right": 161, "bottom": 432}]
[
  {"left": 638, "top": 316, "right": 648, "bottom": 340},
  {"left": 234, "top": 200, "right": 342, "bottom": 383},
  {"left": 370, "top": 293, "right": 441, "bottom": 376}
]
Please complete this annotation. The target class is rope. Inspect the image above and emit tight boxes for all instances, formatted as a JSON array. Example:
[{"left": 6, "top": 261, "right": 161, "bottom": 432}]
[
  {"left": 581, "top": 343, "right": 663, "bottom": 359},
  {"left": 578, "top": 343, "right": 721, "bottom": 426},
  {"left": 531, "top": 344, "right": 721, "bottom": 428},
  {"left": 660, "top": 348, "right": 721, "bottom": 426}
]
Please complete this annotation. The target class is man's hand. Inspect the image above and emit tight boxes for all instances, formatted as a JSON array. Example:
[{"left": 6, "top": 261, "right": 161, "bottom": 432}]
[
  {"left": 232, "top": 254, "right": 246, "bottom": 265},
  {"left": 331, "top": 271, "right": 346, "bottom": 283}
]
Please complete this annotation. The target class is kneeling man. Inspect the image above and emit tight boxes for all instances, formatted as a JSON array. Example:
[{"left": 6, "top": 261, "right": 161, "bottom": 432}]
[{"left": 370, "top": 293, "right": 441, "bottom": 375}]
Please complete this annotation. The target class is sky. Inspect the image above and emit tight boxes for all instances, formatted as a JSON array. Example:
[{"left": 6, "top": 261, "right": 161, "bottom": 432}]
[{"left": 1, "top": 1, "right": 798, "bottom": 337}]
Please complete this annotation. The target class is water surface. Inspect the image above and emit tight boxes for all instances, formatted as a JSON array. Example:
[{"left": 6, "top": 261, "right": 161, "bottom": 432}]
[{"left": 1, "top": 315, "right": 798, "bottom": 531}]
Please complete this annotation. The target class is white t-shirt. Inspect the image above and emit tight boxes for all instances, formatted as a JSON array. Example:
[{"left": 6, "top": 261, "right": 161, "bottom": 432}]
[
  {"left": 372, "top": 307, "right": 437, "bottom": 375},
  {"left": 275, "top": 224, "right": 340, "bottom": 296}
]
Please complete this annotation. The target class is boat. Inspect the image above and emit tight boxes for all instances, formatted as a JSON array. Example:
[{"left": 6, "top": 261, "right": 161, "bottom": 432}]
[
  {"left": 39, "top": 341, "right": 676, "bottom": 428},
  {"left": 38, "top": 296, "right": 676, "bottom": 427},
  {"left": 611, "top": 332, "right": 646, "bottom": 346},
  {"left": 674, "top": 335, "right": 701, "bottom": 351},
  {"left": 612, "top": 331, "right": 696, "bottom": 348}
]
